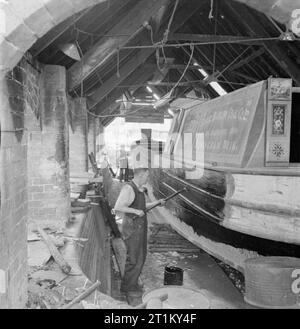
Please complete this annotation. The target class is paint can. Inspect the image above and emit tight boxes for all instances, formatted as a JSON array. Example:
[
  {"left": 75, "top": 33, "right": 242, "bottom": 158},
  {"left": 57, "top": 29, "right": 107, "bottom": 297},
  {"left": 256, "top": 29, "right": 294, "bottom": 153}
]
[{"left": 164, "top": 266, "right": 183, "bottom": 286}]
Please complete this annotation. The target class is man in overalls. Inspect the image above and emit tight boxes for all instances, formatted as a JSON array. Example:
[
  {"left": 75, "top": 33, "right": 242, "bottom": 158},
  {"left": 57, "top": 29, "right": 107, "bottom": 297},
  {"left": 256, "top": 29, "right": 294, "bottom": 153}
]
[{"left": 114, "top": 168, "right": 165, "bottom": 298}]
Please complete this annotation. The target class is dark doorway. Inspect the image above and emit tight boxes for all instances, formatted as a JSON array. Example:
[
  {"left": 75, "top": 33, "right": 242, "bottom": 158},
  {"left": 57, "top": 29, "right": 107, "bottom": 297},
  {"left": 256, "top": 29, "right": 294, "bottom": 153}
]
[{"left": 290, "top": 93, "right": 300, "bottom": 163}]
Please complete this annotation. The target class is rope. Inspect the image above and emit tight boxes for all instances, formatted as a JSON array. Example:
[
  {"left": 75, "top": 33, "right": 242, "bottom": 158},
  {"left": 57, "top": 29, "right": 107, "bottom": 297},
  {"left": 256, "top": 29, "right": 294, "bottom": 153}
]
[
  {"left": 213, "top": 0, "right": 218, "bottom": 75},
  {"left": 163, "top": 0, "right": 179, "bottom": 44},
  {"left": 159, "top": 44, "right": 195, "bottom": 102},
  {"left": 209, "top": 0, "right": 214, "bottom": 19},
  {"left": 118, "top": 36, "right": 280, "bottom": 49}
]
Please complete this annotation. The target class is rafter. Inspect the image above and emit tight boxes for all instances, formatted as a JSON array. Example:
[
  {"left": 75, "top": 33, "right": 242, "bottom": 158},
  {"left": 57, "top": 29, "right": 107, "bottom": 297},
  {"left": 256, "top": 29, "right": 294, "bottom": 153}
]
[
  {"left": 226, "top": 1, "right": 300, "bottom": 86},
  {"left": 230, "top": 71, "right": 258, "bottom": 83},
  {"left": 88, "top": 40, "right": 154, "bottom": 110},
  {"left": 67, "top": 0, "right": 170, "bottom": 92},
  {"left": 86, "top": 0, "right": 206, "bottom": 110},
  {"left": 228, "top": 48, "right": 265, "bottom": 72},
  {"left": 92, "top": 64, "right": 155, "bottom": 115},
  {"left": 169, "top": 33, "right": 264, "bottom": 45},
  {"left": 30, "top": 7, "right": 93, "bottom": 57}
]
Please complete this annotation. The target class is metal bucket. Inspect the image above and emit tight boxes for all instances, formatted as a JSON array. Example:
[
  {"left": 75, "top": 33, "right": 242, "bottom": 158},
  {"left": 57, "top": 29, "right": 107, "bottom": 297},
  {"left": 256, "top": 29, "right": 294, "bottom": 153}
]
[
  {"left": 244, "top": 256, "right": 300, "bottom": 309},
  {"left": 164, "top": 266, "right": 183, "bottom": 286}
]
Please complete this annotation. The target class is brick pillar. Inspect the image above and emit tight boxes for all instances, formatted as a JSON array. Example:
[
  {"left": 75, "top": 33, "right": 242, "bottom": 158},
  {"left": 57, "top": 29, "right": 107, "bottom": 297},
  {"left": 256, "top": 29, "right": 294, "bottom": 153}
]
[
  {"left": 87, "top": 114, "right": 96, "bottom": 171},
  {"left": 0, "top": 75, "right": 28, "bottom": 309},
  {"left": 69, "top": 98, "right": 88, "bottom": 174},
  {"left": 96, "top": 121, "right": 105, "bottom": 163},
  {"left": 27, "top": 65, "right": 70, "bottom": 226}
]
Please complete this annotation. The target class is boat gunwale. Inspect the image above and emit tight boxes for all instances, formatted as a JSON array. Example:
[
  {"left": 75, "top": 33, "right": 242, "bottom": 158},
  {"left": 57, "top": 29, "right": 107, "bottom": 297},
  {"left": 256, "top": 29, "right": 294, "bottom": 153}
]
[{"left": 162, "top": 170, "right": 300, "bottom": 218}]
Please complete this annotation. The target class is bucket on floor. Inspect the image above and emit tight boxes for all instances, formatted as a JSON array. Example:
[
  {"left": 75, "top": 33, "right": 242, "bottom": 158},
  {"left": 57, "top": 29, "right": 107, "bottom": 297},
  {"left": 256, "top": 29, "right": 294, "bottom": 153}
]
[
  {"left": 164, "top": 266, "right": 183, "bottom": 286},
  {"left": 143, "top": 286, "right": 210, "bottom": 309},
  {"left": 244, "top": 256, "right": 300, "bottom": 309}
]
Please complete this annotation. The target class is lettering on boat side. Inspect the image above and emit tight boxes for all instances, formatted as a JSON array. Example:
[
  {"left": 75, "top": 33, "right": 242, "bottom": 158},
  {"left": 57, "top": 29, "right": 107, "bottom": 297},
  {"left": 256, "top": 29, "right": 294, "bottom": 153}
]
[
  {"left": 291, "top": 269, "right": 300, "bottom": 294},
  {"left": 129, "top": 133, "right": 205, "bottom": 179},
  {"left": 104, "top": 313, "right": 197, "bottom": 326},
  {"left": 0, "top": 270, "right": 6, "bottom": 294}
]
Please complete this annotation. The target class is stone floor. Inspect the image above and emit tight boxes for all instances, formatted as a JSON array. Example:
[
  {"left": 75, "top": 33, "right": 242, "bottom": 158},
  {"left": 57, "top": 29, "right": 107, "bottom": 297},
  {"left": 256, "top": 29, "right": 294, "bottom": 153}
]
[
  {"left": 27, "top": 203, "right": 253, "bottom": 309},
  {"left": 110, "top": 214, "right": 253, "bottom": 309}
]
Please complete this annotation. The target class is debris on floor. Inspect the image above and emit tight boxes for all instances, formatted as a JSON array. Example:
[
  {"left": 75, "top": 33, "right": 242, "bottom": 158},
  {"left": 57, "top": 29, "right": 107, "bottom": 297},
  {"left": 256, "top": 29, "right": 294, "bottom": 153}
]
[{"left": 148, "top": 224, "right": 202, "bottom": 253}]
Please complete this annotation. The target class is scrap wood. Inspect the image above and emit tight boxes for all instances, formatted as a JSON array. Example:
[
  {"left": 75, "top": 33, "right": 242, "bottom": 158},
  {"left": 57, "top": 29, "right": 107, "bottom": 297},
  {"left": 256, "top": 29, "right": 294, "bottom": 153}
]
[
  {"left": 63, "top": 236, "right": 88, "bottom": 242},
  {"left": 28, "top": 241, "right": 51, "bottom": 267},
  {"left": 35, "top": 223, "right": 72, "bottom": 275},
  {"left": 61, "top": 281, "right": 101, "bottom": 309}
]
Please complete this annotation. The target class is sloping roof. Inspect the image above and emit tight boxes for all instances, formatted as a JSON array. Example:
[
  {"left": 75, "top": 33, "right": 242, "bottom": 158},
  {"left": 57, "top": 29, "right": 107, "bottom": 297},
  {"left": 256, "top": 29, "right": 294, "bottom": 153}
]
[{"left": 29, "top": 0, "right": 300, "bottom": 126}]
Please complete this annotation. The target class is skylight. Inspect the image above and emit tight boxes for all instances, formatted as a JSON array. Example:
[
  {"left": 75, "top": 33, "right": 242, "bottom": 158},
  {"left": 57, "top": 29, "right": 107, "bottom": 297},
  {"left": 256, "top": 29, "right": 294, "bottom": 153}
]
[{"left": 194, "top": 61, "right": 227, "bottom": 96}]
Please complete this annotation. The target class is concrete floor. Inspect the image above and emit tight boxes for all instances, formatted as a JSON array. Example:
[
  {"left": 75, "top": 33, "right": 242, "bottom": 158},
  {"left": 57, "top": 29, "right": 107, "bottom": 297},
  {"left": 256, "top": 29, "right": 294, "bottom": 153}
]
[
  {"left": 27, "top": 205, "right": 253, "bottom": 309},
  {"left": 110, "top": 212, "right": 253, "bottom": 309},
  {"left": 138, "top": 216, "right": 252, "bottom": 309}
]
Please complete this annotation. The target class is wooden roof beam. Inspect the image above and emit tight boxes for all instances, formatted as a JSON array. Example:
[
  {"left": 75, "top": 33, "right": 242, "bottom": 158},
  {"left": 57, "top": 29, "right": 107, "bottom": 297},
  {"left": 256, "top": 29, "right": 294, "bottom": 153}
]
[
  {"left": 30, "top": 8, "right": 92, "bottom": 57},
  {"left": 87, "top": 40, "right": 154, "bottom": 110},
  {"left": 230, "top": 71, "right": 258, "bottom": 83},
  {"left": 228, "top": 48, "right": 265, "bottom": 72},
  {"left": 169, "top": 33, "right": 264, "bottom": 45},
  {"left": 226, "top": 1, "right": 300, "bottom": 86},
  {"left": 86, "top": 0, "right": 206, "bottom": 110},
  {"left": 92, "top": 64, "right": 155, "bottom": 115},
  {"left": 67, "top": 0, "right": 170, "bottom": 92}
]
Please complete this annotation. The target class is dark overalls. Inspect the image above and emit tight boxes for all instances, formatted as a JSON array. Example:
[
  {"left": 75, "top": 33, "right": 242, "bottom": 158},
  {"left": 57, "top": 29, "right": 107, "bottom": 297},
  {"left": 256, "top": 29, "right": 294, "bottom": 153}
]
[{"left": 121, "top": 181, "right": 147, "bottom": 292}]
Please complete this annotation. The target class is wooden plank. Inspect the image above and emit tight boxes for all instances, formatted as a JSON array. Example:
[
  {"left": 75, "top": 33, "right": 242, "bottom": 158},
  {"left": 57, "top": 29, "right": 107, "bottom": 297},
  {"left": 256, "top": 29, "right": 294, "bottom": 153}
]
[
  {"left": 67, "top": 0, "right": 169, "bottom": 92},
  {"left": 61, "top": 281, "right": 101, "bottom": 309},
  {"left": 170, "top": 33, "right": 263, "bottom": 45},
  {"left": 35, "top": 224, "right": 72, "bottom": 274},
  {"left": 78, "top": 206, "right": 111, "bottom": 295}
]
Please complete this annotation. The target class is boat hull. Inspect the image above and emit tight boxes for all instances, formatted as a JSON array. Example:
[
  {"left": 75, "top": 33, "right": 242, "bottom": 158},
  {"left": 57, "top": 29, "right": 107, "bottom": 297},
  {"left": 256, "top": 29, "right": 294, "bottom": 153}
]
[{"left": 149, "top": 168, "right": 300, "bottom": 272}]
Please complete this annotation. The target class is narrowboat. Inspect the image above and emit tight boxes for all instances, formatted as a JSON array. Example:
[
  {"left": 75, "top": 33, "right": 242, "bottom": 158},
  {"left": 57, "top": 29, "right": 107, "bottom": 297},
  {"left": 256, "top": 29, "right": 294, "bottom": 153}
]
[{"left": 146, "top": 78, "right": 300, "bottom": 272}]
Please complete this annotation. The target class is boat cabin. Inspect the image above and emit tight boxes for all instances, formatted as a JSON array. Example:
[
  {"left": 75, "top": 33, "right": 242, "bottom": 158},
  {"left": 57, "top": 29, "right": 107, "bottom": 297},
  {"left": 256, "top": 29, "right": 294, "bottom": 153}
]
[{"left": 165, "top": 78, "right": 300, "bottom": 173}]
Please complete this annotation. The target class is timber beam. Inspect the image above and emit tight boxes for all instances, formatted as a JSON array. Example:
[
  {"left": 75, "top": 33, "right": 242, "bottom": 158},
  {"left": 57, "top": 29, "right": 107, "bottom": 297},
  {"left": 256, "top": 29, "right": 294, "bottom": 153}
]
[
  {"left": 169, "top": 33, "right": 264, "bottom": 45},
  {"left": 86, "top": 0, "right": 206, "bottom": 110},
  {"left": 92, "top": 64, "right": 155, "bottom": 116},
  {"left": 67, "top": 0, "right": 170, "bottom": 92},
  {"left": 226, "top": 1, "right": 300, "bottom": 86}
]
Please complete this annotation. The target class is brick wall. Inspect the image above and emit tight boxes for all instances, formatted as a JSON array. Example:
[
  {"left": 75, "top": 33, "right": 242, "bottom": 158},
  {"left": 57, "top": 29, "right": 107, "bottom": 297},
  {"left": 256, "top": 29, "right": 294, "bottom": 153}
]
[
  {"left": 87, "top": 113, "right": 96, "bottom": 171},
  {"left": 96, "top": 121, "right": 105, "bottom": 163},
  {"left": 69, "top": 98, "right": 88, "bottom": 174},
  {"left": 26, "top": 64, "right": 70, "bottom": 226},
  {"left": 0, "top": 63, "right": 28, "bottom": 309}
]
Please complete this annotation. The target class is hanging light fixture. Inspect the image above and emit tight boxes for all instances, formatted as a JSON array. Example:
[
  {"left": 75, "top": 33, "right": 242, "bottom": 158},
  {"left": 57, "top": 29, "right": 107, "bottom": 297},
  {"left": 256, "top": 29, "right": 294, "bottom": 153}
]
[{"left": 59, "top": 43, "right": 81, "bottom": 61}]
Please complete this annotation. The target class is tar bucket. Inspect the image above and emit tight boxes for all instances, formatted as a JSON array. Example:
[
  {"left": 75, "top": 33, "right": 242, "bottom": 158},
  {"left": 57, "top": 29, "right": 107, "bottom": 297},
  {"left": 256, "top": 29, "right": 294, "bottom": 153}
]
[{"left": 164, "top": 266, "right": 184, "bottom": 286}]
